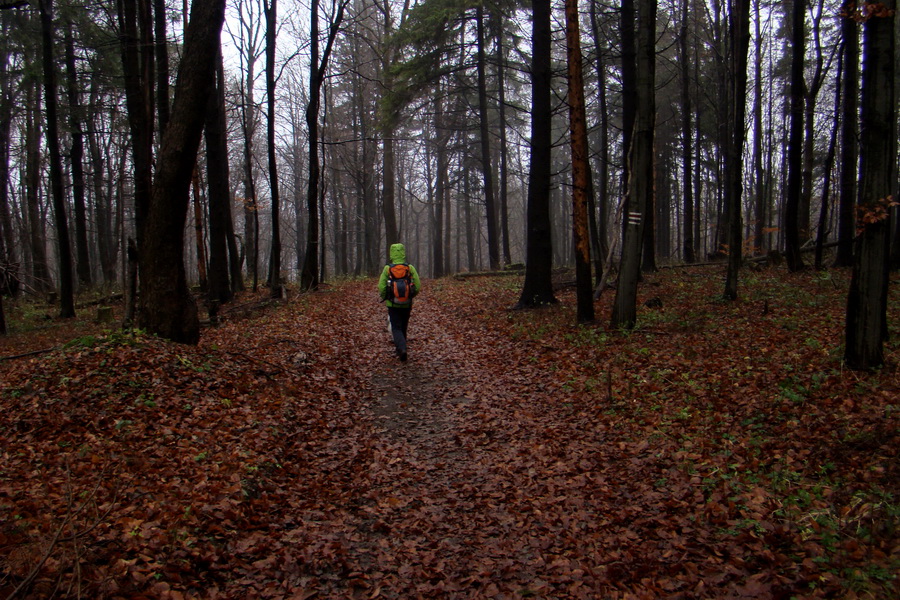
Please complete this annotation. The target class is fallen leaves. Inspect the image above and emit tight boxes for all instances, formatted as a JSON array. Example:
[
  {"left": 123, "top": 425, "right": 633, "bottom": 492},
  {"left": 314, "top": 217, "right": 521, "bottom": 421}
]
[{"left": 1, "top": 270, "right": 898, "bottom": 598}]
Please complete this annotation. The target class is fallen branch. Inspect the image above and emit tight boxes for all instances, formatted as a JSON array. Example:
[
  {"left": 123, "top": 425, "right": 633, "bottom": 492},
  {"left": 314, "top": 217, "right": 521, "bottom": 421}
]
[{"left": 1, "top": 347, "right": 57, "bottom": 361}]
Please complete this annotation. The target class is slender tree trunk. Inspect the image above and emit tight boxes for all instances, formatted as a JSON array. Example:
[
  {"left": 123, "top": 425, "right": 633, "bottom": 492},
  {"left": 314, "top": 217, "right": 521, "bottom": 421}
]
[
  {"left": 612, "top": 0, "right": 655, "bottom": 328},
  {"left": 835, "top": 5, "right": 859, "bottom": 267},
  {"left": 264, "top": 0, "right": 282, "bottom": 297},
  {"left": 517, "top": 0, "right": 557, "bottom": 307},
  {"left": 40, "top": 0, "right": 75, "bottom": 318},
  {"left": 815, "top": 43, "right": 843, "bottom": 270},
  {"left": 566, "top": 0, "right": 594, "bottom": 323},
  {"left": 475, "top": 4, "right": 499, "bottom": 270},
  {"left": 752, "top": 0, "right": 765, "bottom": 255},
  {"left": 845, "top": 0, "right": 896, "bottom": 370},
  {"left": 25, "top": 82, "right": 52, "bottom": 293},
  {"left": 493, "top": 10, "right": 512, "bottom": 266},
  {"left": 724, "top": 0, "right": 751, "bottom": 301},
  {"left": 191, "top": 170, "right": 207, "bottom": 292},
  {"left": 679, "top": 0, "right": 696, "bottom": 263},
  {"left": 433, "top": 87, "right": 447, "bottom": 278},
  {"left": 206, "top": 50, "right": 233, "bottom": 305},
  {"left": 785, "top": 0, "right": 806, "bottom": 271},
  {"left": 300, "top": 0, "right": 346, "bottom": 290},
  {"left": 87, "top": 79, "right": 117, "bottom": 284},
  {"left": 117, "top": 0, "right": 154, "bottom": 250},
  {"left": 0, "top": 27, "right": 17, "bottom": 278},
  {"left": 63, "top": 19, "right": 91, "bottom": 288},
  {"left": 589, "top": 1, "right": 610, "bottom": 283}
]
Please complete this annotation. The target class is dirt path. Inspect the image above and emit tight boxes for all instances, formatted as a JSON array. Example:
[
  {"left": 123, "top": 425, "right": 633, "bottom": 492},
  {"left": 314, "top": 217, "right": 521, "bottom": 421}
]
[{"left": 290, "top": 282, "right": 625, "bottom": 599}]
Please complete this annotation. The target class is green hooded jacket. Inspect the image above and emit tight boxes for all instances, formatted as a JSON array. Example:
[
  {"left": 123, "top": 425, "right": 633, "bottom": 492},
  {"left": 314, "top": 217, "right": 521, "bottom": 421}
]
[{"left": 378, "top": 243, "right": 422, "bottom": 308}]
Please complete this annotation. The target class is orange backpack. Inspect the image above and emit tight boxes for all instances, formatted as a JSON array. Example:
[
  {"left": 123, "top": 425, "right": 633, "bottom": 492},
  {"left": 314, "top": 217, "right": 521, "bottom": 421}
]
[{"left": 387, "top": 263, "right": 414, "bottom": 305}]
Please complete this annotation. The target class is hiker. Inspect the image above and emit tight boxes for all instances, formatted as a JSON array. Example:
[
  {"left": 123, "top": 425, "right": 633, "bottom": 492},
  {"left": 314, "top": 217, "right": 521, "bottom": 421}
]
[{"left": 378, "top": 243, "right": 422, "bottom": 362}]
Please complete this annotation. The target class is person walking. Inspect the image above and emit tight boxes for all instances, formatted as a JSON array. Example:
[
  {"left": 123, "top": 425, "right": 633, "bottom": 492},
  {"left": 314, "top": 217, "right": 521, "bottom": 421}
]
[{"left": 378, "top": 243, "right": 421, "bottom": 361}]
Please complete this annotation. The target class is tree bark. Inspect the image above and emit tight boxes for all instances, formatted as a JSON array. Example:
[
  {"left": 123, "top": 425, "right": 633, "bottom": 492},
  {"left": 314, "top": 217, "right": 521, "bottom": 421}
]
[
  {"left": 40, "top": 0, "right": 75, "bottom": 318},
  {"left": 475, "top": 4, "right": 499, "bottom": 270},
  {"left": 137, "top": 0, "right": 225, "bottom": 344},
  {"left": 300, "top": 0, "right": 347, "bottom": 290},
  {"left": 835, "top": 4, "right": 859, "bottom": 267},
  {"left": 63, "top": 19, "right": 91, "bottom": 288},
  {"left": 679, "top": 0, "right": 695, "bottom": 264},
  {"left": 264, "top": 0, "right": 282, "bottom": 297},
  {"left": 566, "top": 0, "right": 594, "bottom": 323},
  {"left": 206, "top": 49, "right": 233, "bottom": 305},
  {"left": 785, "top": 0, "right": 806, "bottom": 271},
  {"left": 612, "top": 0, "right": 655, "bottom": 329},
  {"left": 516, "top": 0, "right": 557, "bottom": 308},
  {"left": 724, "top": 0, "right": 751, "bottom": 301},
  {"left": 117, "top": 0, "right": 154, "bottom": 250},
  {"left": 845, "top": 0, "right": 896, "bottom": 370}
]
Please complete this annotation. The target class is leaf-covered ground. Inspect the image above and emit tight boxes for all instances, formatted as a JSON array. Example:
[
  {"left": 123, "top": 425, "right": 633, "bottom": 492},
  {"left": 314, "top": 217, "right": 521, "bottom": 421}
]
[{"left": 1, "top": 267, "right": 897, "bottom": 599}]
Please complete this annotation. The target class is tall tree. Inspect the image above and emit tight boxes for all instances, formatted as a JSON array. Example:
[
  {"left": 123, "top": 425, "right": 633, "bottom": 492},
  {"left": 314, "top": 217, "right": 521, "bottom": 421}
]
[
  {"left": 784, "top": 0, "right": 806, "bottom": 271},
  {"left": 611, "top": 0, "right": 655, "bottom": 328},
  {"left": 678, "top": 0, "right": 695, "bottom": 263},
  {"left": 516, "top": 0, "right": 557, "bottom": 308},
  {"left": 63, "top": 17, "right": 91, "bottom": 288},
  {"left": 565, "top": 0, "right": 593, "bottom": 322},
  {"left": 264, "top": 0, "right": 283, "bottom": 297},
  {"left": 137, "top": 0, "right": 226, "bottom": 344},
  {"left": 206, "top": 49, "right": 234, "bottom": 305},
  {"left": 299, "top": 0, "right": 347, "bottom": 291},
  {"left": 845, "top": 0, "right": 896, "bottom": 370},
  {"left": 723, "top": 0, "right": 751, "bottom": 300},
  {"left": 835, "top": 3, "right": 859, "bottom": 267},
  {"left": 39, "top": 0, "right": 75, "bottom": 318},
  {"left": 0, "top": 16, "right": 18, "bottom": 284},
  {"left": 475, "top": 3, "right": 499, "bottom": 270}
]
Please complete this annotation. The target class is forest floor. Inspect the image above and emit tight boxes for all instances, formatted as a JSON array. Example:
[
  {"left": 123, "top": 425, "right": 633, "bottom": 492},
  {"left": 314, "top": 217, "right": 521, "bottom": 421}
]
[{"left": 0, "top": 265, "right": 898, "bottom": 599}]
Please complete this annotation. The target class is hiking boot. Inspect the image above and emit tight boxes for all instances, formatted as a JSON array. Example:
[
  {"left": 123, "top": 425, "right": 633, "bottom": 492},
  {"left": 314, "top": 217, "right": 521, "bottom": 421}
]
[{"left": 399, "top": 351, "right": 407, "bottom": 362}]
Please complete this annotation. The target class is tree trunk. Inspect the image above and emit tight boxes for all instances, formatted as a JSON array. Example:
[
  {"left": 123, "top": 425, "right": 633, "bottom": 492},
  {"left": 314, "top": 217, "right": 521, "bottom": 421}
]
[
  {"left": 612, "top": 0, "right": 655, "bottom": 329},
  {"left": 117, "top": 0, "right": 154, "bottom": 250},
  {"left": 25, "top": 81, "right": 52, "bottom": 293},
  {"left": 815, "top": 42, "right": 842, "bottom": 270},
  {"left": 566, "top": 0, "right": 594, "bottom": 323},
  {"left": 752, "top": 0, "right": 765, "bottom": 255},
  {"left": 206, "top": 49, "right": 233, "bottom": 305},
  {"left": 264, "top": 0, "right": 282, "bottom": 297},
  {"left": 137, "top": 0, "right": 225, "bottom": 344},
  {"left": 835, "top": 5, "right": 859, "bottom": 267},
  {"left": 154, "top": 0, "right": 170, "bottom": 135},
  {"left": 40, "top": 0, "right": 75, "bottom": 318},
  {"left": 475, "top": 5, "right": 499, "bottom": 271},
  {"left": 433, "top": 87, "right": 447, "bottom": 278},
  {"left": 517, "top": 0, "right": 557, "bottom": 308},
  {"left": 492, "top": 11, "right": 512, "bottom": 266},
  {"left": 785, "top": 0, "right": 806, "bottom": 271},
  {"left": 723, "top": 0, "right": 751, "bottom": 301},
  {"left": 300, "top": 0, "right": 346, "bottom": 290},
  {"left": 63, "top": 19, "right": 91, "bottom": 288},
  {"left": 679, "top": 0, "right": 695, "bottom": 263},
  {"left": 845, "top": 0, "right": 896, "bottom": 370},
  {"left": 86, "top": 78, "right": 117, "bottom": 285},
  {"left": 589, "top": 1, "right": 610, "bottom": 281},
  {"left": 0, "top": 27, "right": 17, "bottom": 278}
]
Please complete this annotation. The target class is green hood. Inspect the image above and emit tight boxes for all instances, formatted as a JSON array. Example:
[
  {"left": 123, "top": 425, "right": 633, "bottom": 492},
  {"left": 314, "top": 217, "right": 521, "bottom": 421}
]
[{"left": 389, "top": 243, "right": 407, "bottom": 263}]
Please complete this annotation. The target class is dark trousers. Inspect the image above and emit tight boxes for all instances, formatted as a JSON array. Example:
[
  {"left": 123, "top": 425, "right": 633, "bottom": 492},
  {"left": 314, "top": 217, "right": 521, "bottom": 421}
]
[{"left": 387, "top": 307, "right": 412, "bottom": 355}]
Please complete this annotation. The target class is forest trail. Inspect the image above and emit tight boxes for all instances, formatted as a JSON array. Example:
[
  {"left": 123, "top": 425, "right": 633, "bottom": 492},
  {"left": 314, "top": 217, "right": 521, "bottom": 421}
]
[
  {"left": 2, "top": 273, "right": 896, "bottom": 599},
  {"left": 281, "top": 281, "right": 644, "bottom": 598}
]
